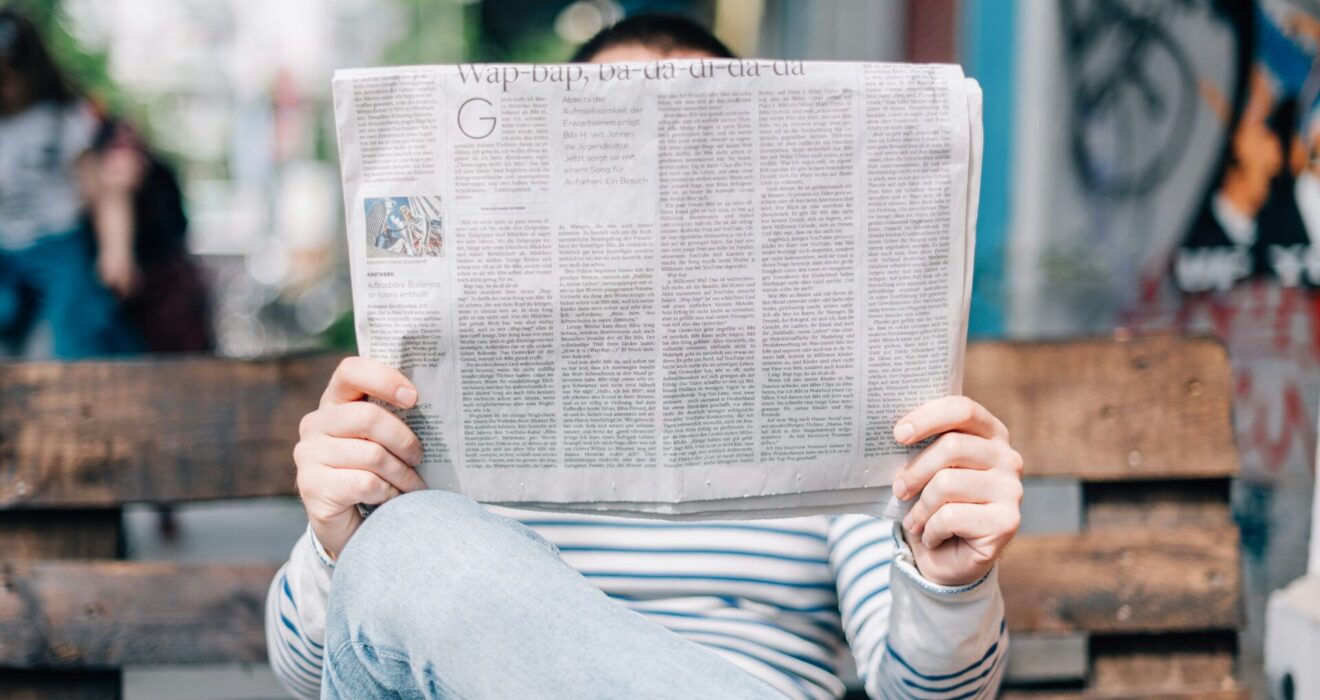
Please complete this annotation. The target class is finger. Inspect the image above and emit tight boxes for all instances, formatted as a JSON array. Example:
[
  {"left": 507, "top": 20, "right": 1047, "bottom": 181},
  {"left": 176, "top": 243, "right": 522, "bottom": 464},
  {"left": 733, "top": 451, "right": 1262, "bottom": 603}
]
[
  {"left": 893, "top": 396, "right": 1008, "bottom": 445},
  {"left": 348, "top": 470, "right": 403, "bottom": 505},
  {"left": 902, "top": 468, "right": 1019, "bottom": 536},
  {"left": 303, "top": 401, "right": 424, "bottom": 466},
  {"left": 893, "top": 432, "right": 1011, "bottom": 499},
  {"left": 920, "top": 502, "right": 1019, "bottom": 551},
  {"left": 304, "top": 465, "right": 400, "bottom": 519},
  {"left": 301, "top": 435, "right": 427, "bottom": 493},
  {"left": 321, "top": 356, "right": 418, "bottom": 409}
]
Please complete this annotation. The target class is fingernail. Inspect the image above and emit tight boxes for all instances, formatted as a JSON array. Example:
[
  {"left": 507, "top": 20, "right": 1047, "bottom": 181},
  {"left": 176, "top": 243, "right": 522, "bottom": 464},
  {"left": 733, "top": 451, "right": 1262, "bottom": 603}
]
[
  {"left": 395, "top": 386, "right": 418, "bottom": 407},
  {"left": 902, "top": 514, "right": 914, "bottom": 530},
  {"left": 893, "top": 478, "right": 908, "bottom": 500},
  {"left": 894, "top": 422, "right": 914, "bottom": 444}
]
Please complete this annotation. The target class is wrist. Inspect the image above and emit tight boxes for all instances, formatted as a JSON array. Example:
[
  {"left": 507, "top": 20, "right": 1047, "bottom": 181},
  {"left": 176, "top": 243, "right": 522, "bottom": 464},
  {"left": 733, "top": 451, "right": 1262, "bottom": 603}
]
[
  {"left": 896, "top": 521, "right": 991, "bottom": 588},
  {"left": 308, "top": 509, "right": 363, "bottom": 562}
]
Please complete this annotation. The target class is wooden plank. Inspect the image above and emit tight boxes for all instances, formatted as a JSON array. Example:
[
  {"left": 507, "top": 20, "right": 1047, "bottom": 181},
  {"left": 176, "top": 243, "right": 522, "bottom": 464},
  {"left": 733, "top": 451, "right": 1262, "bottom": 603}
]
[
  {"left": 0, "top": 511, "right": 124, "bottom": 696},
  {"left": 0, "top": 354, "right": 343, "bottom": 507},
  {"left": 1090, "top": 633, "right": 1238, "bottom": 695},
  {"left": 0, "top": 561, "right": 277, "bottom": 667},
  {"left": 964, "top": 336, "right": 1239, "bottom": 481},
  {"left": 0, "top": 335, "right": 1240, "bottom": 506},
  {"left": 1001, "top": 527, "right": 1241, "bottom": 633},
  {"left": 0, "top": 511, "right": 121, "bottom": 559},
  {"left": 0, "top": 530, "right": 1240, "bottom": 667}
]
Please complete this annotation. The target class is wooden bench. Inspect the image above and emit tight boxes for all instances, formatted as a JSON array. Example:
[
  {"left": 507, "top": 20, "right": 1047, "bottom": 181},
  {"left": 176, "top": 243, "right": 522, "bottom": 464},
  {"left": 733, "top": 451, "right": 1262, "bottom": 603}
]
[{"left": 0, "top": 335, "right": 1243, "bottom": 698}]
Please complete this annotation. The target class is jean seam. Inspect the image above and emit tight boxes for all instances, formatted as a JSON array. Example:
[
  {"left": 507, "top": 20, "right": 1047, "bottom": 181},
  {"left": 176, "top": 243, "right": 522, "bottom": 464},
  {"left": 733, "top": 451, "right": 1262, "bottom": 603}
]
[{"left": 329, "top": 639, "right": 467, "bottom": 700}]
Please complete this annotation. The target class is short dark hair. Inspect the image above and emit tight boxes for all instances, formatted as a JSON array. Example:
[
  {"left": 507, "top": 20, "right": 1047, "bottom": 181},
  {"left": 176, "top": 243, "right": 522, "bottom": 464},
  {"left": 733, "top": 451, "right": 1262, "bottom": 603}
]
[
  {"left": 0, "top": 8, "right": 76, "bottom": 105},
  {"left": 571, "top": 13, "right": 736, "bottom": 62}
]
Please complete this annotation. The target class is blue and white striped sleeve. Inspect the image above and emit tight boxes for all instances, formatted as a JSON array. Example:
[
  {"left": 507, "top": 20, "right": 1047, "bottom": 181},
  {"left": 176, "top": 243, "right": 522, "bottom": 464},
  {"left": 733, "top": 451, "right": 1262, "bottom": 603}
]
[
  {"left": 827, "top": 514, "right": 1007, "bottom": 699},
  {"left": 265, "top": 526, "right": 335, "bottom": 699}
]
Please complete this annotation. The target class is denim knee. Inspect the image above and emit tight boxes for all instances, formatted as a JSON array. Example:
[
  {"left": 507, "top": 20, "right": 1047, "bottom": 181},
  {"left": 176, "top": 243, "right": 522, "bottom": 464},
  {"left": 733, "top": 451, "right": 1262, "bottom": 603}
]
[
  {"left": 328, "top": 490, "right": 554, "bottom": 640},
  {"left": 334, "top": 490, "right": 485, "bottom": 586}
]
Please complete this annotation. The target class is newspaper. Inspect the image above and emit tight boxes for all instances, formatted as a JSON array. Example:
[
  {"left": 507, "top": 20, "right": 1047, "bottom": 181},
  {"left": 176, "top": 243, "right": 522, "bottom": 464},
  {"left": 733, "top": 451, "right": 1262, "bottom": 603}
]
[{"left": 331, "top": 60, "right": 982, "bottom": 519}]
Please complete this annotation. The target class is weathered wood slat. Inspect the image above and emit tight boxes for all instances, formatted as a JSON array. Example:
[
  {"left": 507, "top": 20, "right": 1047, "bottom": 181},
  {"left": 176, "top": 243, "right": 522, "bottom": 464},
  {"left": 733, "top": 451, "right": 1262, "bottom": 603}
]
[
  {"left": 0, "top": 526, "right": 1238, "bottom": 667},
  {"left": 1089, "top": 633, "right": 1238, "bottom": 694},
  {"left": 0, "top": 354, "right": 343, "bottom": 507},
  {"left": 0, "top": 561, "right": 277, "bottom": 667},
  {"left": 1000, "top": 527, "right": 1241, "bottom": 633},
  {"left": 964, "top": 336, "right": 1238, "bottom": 481},
  {"left": 2, "top": 336, "right": 1238, "bottom": 506},
  {"left": 0, "top": 511, "right": 124, "bottom": 696}
]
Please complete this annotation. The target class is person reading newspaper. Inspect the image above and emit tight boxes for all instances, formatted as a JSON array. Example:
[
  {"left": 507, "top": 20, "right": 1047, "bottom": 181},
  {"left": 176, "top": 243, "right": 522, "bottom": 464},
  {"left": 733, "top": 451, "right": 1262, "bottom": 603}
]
[{"left": 267, "top": 15, "right": 1021, "bottom": 700}]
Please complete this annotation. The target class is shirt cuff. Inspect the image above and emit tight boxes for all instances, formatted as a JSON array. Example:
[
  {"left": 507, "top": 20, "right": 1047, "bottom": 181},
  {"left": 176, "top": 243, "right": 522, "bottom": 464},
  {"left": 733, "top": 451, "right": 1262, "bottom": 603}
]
[
  {"left": 890, "top": 520, "right": 996, "bottom": 598},
  {"left": 306, "top": 524, "right": 337, "bottom": 570}
]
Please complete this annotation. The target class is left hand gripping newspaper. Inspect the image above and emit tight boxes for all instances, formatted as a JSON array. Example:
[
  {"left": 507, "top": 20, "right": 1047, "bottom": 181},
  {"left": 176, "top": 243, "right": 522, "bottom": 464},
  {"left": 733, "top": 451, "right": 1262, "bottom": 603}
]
[{"left": 332, "top": 59, "right": 983, "bottom": 519}]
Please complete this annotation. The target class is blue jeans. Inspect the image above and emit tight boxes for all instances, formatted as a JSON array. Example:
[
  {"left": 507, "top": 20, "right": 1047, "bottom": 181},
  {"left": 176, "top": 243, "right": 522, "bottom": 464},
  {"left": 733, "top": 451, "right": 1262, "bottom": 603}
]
[
  {"left": 0, "top": 230, "right": 142, "bottom": 359},
  {"left": 325, "top": 491, "right": 781, "bottom": 699}
]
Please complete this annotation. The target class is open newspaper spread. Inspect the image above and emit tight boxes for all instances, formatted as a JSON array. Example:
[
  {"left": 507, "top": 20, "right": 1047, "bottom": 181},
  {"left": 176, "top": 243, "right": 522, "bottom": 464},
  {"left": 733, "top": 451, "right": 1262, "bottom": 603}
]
[{"left": 331, "top": 60, "right": 982, "bottom": 519}]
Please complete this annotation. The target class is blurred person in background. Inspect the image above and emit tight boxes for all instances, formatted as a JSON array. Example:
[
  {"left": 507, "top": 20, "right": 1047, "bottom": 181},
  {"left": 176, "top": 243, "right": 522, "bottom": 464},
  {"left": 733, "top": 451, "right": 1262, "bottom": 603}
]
[
  {"left": 0, "top": 7, "right": 141, "bottom": 358},
  {"left": 0, "top": 7, "right": 211, "bottom": 360},
  {"left": 84, "top": 119, "right": 214, "bottom": 354}
]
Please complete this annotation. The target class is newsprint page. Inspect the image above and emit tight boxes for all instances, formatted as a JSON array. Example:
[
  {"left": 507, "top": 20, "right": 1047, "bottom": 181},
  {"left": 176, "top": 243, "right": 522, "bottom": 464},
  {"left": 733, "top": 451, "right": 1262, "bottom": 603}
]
[{"left": 332, "top": 59, "right": 983, "bottom": 519}]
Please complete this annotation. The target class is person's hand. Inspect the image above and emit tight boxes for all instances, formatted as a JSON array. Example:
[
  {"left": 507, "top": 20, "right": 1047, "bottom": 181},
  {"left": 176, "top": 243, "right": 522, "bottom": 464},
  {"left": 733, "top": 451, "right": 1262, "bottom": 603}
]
[
  {"left": 891, "top": 396, "right": 1022, "bottom": 586},
  {"left": 294, "top": 357, "right": 427, "bottom": 559},
  {"left": 98, "top": 144, "right": 146, "bottom": 192},
  {"left": 97, "top": 245, "right": 140, "bottom": 298},
  {"left": 89, "top": 144, "right": 147, "bottom": 298}
]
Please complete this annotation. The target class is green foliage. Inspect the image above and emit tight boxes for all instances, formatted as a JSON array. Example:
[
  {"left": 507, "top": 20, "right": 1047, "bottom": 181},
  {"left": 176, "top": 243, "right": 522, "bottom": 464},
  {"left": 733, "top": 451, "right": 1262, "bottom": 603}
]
[
  {"left": 381, "top": 0, "right": 571, "bottom": 64},
  {"left": 382, "top": 0, "right": 472, "bottom": 65},
  {"left": 2, "top": 0, "right": 140, "bottom": 119}
]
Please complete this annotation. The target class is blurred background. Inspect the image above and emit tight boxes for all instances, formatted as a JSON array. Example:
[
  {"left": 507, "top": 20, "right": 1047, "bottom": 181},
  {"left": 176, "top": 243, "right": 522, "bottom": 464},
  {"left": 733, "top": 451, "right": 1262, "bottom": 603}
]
[{"left": 2, "top": 0, "right": 1318, "bottom": 696}]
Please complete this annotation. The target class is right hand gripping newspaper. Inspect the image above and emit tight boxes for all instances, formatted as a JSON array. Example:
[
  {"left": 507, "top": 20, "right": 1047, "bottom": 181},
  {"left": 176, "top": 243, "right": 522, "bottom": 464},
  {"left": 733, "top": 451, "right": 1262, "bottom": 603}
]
[{"left": 332, "top": 59, "right": 983, "bottom": 519}]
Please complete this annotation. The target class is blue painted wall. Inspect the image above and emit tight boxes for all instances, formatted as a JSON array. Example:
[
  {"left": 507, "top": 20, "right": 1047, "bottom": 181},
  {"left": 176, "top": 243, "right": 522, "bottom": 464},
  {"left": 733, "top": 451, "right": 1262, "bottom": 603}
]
[{"left": 960, "top": 0, "right": 1015, "bottom": 338}]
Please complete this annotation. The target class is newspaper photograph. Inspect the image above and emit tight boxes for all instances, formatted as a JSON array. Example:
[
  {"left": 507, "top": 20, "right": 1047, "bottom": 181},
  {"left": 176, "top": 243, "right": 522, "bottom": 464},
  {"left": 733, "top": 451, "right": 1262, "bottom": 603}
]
[{"left": 331, "top": 59, "right": 983, "bottom": 518}]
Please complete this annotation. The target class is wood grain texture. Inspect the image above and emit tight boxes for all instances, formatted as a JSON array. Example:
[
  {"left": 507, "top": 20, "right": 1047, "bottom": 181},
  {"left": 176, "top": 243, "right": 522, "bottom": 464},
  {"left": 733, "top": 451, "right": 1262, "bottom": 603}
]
[
  {"left": 0, "top": 530, "right": 1240, "bottom": 667},
  {"left": 0, "top": 561, "right": 277, "bottom": 667},
  {"left": 964, "top": 336, "right": 1239, "bottom": 481},
  {"left": 1090, "top": 633, "right": 1238, "bottom": 694},
  {"left": 0, "top": 336, "right": 1237, "bottom": 504},
  {"left": 0, "top": 354, "right": 344, "bottom": 507},
  {"left": 1001, "top": 527, "right": 1241, "bottom": 633}
]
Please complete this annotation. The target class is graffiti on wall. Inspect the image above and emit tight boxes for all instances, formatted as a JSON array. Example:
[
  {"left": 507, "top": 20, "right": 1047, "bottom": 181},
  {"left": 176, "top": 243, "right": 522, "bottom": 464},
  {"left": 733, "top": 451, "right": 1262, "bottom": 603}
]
[{"left": 1042, "top": 1, "right": 1319, "bottom": 617}]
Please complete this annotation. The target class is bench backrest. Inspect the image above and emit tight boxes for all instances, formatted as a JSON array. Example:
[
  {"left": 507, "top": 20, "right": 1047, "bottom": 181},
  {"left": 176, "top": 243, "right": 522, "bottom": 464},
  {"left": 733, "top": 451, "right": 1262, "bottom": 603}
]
[{"left": 0, "top": 336, "right": 1243, "bottom": 698}]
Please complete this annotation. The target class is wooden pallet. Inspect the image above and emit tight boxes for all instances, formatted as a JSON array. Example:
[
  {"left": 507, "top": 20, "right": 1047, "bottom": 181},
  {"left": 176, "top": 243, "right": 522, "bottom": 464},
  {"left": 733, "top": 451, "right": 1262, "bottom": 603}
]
[
  {"left": 0, "top": 336, "right": 1243, "bottom": 697},
  {"left": 968, "top": 338, "right": 1244, "bottom": 698}
]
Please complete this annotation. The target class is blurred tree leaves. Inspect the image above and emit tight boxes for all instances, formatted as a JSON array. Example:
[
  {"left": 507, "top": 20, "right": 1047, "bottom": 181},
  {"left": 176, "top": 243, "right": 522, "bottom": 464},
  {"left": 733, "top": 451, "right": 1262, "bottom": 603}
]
[
  {"left": 383, "top": 0, "right": 571, "bottom": 65},
  {"left": 4, "top": 0, "right": 140, "bottom": 119}
]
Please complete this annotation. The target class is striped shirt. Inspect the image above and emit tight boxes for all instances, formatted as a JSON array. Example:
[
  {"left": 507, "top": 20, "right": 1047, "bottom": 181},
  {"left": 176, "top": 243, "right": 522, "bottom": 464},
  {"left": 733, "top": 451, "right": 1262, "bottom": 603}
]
[{"left": 267, "top": 510, "right": 1006, "bottom": 699}]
